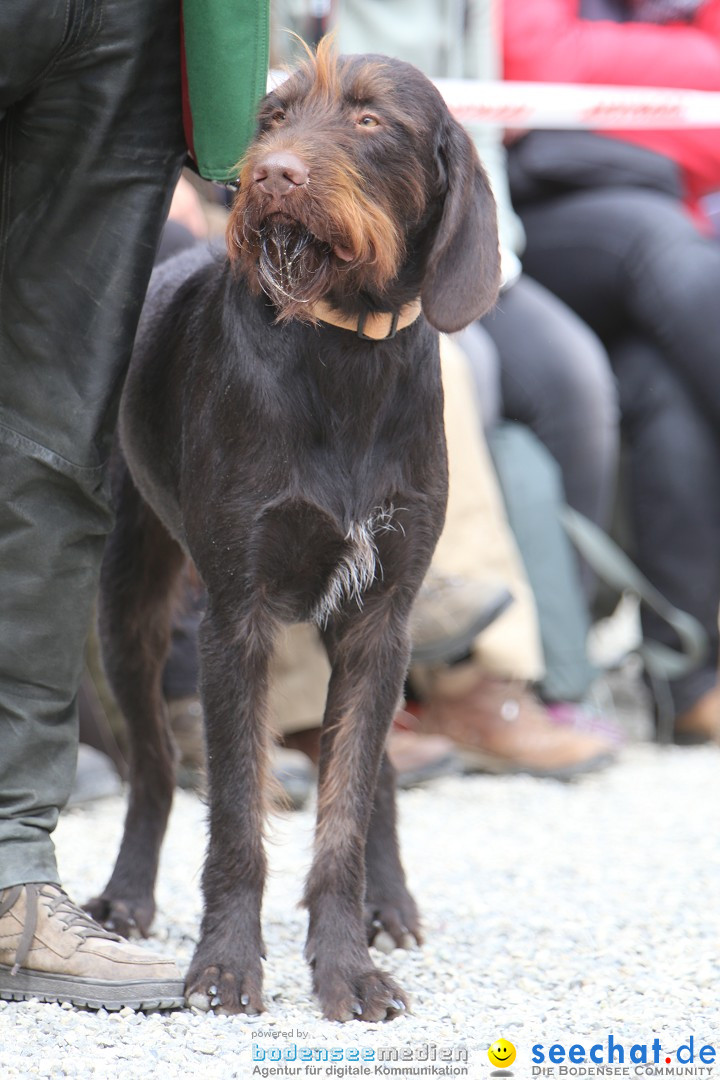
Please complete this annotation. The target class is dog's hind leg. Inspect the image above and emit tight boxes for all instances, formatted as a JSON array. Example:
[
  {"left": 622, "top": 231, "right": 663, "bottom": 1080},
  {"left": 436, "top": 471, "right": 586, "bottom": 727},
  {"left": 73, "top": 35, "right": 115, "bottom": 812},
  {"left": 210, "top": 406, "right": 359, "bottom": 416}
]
[
  {"left": 182, "top": 597, "right": 276, "bottom": 1016},
  {"left": 304, "top": 596, "right": 413, "bottom": 1022},
  {"left": 85, "top": 458, "right": 185, "bottom": 938},
  {"left": 364, "top": 752, "right": 422, "bottom": 952}
]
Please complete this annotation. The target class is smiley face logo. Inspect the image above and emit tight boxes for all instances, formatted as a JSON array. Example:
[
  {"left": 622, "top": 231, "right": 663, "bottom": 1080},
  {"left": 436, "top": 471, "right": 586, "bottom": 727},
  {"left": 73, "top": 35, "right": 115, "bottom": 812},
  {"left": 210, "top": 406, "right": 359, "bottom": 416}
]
[{"left": 488, "top": 1038, "right": 517, "bottom": 1069}]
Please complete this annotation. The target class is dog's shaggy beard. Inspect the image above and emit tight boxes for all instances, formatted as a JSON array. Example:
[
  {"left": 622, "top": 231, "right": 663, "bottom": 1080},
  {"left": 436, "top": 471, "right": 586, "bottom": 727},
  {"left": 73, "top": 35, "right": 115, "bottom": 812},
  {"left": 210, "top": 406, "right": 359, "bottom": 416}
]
[{"left": 255, "top": 221, "right": 335, "bottom": 322}]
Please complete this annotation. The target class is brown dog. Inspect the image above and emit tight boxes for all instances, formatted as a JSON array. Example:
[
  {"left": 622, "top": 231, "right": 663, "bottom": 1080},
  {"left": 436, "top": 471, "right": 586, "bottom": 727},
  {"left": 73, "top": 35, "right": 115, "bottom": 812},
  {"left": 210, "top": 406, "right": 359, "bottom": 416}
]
[{"left": 87, "top": 39, "right": 499, "bottom": 1022}]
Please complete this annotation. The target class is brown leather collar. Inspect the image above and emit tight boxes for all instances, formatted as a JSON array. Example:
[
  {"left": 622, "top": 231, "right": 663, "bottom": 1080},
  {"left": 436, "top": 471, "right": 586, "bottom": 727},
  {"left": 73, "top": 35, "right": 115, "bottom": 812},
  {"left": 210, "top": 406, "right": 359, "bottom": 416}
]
[{"left": 309, "top": 299, "right": 422, "bottom": 340}]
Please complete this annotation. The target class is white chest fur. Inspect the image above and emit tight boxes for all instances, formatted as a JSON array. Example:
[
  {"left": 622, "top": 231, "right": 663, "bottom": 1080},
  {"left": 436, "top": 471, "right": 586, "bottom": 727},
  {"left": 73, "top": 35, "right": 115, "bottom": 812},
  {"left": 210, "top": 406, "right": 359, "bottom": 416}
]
[{"left": 312, "top": 505, "right": 403, "bottom": 626}]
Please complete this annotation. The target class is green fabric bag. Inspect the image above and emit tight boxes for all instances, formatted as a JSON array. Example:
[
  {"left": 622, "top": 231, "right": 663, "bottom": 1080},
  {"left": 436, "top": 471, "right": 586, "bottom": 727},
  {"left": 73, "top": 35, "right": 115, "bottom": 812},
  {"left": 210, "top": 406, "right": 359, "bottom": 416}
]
[{"left": 182, "top": 0, "right": 270, "bottom": 182}]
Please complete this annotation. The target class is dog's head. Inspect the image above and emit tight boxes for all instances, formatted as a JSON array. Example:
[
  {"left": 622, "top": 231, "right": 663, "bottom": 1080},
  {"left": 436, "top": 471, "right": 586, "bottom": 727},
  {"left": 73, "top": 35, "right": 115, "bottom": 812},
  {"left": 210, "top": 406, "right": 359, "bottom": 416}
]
[{"left": 228, "top": 38, "right": 500, "bottom": 332}]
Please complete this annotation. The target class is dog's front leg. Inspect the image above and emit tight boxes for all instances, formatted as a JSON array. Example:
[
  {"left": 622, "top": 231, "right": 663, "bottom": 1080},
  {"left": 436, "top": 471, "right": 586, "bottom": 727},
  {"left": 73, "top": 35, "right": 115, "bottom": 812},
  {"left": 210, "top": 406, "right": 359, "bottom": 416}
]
[
  {"left": 184, "top": 603, "right": 275, "bottom": 1016},
  {"left": 364, "top": 751, "right": 422, "bottom": 952},
  {"left": 304, "top": 601, "right": 411, "bottom": 1022}
]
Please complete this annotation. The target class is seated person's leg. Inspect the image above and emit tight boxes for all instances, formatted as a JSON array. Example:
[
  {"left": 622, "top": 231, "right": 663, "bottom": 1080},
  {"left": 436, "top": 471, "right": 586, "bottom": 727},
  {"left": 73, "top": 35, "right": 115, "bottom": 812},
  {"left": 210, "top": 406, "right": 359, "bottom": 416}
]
[
  {"left": 612, "top": 335, "right": 720, "bottom": 739},
  {"left": 519, "top": 186, "right": 720, "bottom": 428},
  {"left": 481, "top": 274, "right": 619, "bottom": 548}
]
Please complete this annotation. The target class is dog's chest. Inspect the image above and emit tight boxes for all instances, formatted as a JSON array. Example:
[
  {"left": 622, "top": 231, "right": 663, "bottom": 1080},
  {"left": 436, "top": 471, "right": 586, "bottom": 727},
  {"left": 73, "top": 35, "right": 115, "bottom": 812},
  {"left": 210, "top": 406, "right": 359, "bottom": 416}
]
[{"left": 173, "top": 318, "right": 441, "bottom": 619}]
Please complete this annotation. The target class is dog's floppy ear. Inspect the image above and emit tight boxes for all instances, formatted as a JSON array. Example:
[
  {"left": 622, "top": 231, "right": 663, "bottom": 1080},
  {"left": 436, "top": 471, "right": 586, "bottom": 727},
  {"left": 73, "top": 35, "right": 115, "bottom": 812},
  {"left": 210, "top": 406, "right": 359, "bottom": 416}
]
[{"left": 421, "top": 117, "right": 501, "bottom": 333}]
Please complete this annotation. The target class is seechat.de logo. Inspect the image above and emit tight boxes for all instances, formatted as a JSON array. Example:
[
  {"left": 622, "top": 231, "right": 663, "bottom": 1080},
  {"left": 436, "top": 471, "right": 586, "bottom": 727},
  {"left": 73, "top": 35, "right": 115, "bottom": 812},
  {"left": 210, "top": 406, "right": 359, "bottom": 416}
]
[{"left": 531, "top": 1035, "right": 717, "bottom": 1070}]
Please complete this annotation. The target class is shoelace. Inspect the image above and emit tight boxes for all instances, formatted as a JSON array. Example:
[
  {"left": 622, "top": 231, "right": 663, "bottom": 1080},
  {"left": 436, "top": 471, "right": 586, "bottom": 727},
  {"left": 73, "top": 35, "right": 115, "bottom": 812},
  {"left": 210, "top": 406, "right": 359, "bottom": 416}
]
[{"left": 0, "top": 883, "right": 123, "bottom": 975}]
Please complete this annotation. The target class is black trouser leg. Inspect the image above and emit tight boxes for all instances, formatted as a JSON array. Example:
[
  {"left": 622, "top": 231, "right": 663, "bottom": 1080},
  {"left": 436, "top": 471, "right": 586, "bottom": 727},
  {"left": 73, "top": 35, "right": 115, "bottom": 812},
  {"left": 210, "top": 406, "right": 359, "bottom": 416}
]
[
  {"left": 0, "top": 0, "right": 185, "bottom": 888},
  {"left": 613, "top": 336, "right": 720, "bottom": 715}
]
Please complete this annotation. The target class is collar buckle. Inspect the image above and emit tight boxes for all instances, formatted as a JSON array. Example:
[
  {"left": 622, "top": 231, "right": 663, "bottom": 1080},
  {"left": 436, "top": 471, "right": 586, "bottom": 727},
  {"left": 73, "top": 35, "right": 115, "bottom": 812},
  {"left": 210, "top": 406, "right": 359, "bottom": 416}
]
[{"left": 357, "top": 310, "right": 400, "bottom": 341}]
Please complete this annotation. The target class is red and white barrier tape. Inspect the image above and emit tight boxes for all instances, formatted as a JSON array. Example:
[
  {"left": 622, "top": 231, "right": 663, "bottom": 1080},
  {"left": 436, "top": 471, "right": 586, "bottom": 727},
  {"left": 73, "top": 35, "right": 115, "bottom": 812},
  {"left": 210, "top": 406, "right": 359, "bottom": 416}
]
[
  {"left": 269, "top": 70, "right": 720, "bottom": 128},
  {"left": 436, "top": 79, "right": 720, "bottom": 128}
]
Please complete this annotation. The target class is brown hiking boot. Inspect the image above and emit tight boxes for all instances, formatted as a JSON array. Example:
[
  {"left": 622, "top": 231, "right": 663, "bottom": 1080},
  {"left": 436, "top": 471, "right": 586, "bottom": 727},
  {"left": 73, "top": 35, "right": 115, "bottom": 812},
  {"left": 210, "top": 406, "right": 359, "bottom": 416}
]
[
  {"left": 412, "top": 675, "right": 616, "bottom": 780},
  {"left": 386, "top": 711, "right": 460, "bottom": 788},
  {"left": 0, "top": 884, "right": 184, "bottom": 1010},
  {"left": 282, "top": 712, "right": 461, "bottom": 789}
]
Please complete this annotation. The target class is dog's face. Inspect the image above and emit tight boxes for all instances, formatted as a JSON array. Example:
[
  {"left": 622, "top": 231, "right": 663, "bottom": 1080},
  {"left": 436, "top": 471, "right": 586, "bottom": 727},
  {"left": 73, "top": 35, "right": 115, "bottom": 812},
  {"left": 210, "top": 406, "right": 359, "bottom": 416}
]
[{"left": 227, "top": 39, "right": 500, "bottom": 332}]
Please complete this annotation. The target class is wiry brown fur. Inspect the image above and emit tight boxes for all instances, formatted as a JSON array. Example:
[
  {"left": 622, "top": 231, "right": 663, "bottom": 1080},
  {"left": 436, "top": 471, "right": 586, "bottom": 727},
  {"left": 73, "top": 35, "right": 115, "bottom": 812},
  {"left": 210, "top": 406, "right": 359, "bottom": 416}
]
[
  {"left": 227, "top": 42, "right": 428, "bottom": 321},
  {"left": 88, "top": 42, "right": 499, "bottom": 1025}
]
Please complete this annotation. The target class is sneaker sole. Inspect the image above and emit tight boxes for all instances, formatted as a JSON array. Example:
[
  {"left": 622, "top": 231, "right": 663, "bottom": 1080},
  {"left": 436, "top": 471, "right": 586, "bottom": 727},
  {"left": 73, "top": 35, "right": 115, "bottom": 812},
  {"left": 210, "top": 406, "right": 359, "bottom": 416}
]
[
  {"left": 673, "top": 730, "right": 714, "bottom": 746},
  {"left": 395, "top": 752, "right": 463, "bottom": 789},
  {"left": 0, "top": 964, "right": 185, "bottom": 1011},
  {"left": 456, "top": 747, "right": 617, "bottom": 781}
]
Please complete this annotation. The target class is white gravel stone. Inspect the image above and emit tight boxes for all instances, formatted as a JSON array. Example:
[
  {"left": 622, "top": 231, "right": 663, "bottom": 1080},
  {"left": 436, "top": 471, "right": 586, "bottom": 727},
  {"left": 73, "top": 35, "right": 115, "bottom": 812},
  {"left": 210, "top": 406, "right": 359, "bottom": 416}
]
[{"left": 1, "top": 737, "right": 719, "bottom": 1078}]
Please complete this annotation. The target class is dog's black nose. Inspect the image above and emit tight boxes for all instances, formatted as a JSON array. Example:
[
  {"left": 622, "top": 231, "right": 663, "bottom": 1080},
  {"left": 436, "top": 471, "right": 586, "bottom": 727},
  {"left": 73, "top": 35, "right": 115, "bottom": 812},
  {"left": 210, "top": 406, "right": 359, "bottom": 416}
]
[{"left": 253, "top": 152, "right": 309, "bottom": 198}]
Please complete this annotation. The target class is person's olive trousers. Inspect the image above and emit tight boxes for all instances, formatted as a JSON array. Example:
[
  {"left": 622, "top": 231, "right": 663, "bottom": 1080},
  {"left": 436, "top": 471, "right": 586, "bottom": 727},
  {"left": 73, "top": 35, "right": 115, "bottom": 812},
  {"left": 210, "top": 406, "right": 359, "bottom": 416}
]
[{"left": 0, "top": 0, "right": 186, "bottom": 888}]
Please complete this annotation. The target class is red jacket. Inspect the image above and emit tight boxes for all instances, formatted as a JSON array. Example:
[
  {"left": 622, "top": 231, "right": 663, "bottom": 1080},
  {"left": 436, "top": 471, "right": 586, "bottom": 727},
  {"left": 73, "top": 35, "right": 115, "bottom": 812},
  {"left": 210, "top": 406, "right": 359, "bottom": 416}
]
[{"left": 503, "top": 0, "right": 720, "bottom": 213}]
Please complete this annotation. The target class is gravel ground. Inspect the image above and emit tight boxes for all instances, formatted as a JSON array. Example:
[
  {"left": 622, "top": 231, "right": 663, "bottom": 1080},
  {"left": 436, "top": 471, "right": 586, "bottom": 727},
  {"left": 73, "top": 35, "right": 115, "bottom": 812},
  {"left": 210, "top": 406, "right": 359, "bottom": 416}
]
[{"left": 2, "top": 698, "right": 720, "bottom": 1079}]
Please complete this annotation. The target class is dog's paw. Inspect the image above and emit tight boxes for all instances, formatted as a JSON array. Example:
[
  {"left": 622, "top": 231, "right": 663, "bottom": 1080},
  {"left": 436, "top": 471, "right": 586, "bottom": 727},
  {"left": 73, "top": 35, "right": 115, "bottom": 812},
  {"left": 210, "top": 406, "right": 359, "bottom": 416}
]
[
  {"left": 315, "top": 966, "right": 409, "bottom": 1023},
  {"left": 365, "top": 889, "right": 422, "bottom": 953},
  {"left": 83, "top": 895, "right": 155, "bottom": 939},
  {"left": 185, "top": 963, "right": 264, "bottom": 1016}
]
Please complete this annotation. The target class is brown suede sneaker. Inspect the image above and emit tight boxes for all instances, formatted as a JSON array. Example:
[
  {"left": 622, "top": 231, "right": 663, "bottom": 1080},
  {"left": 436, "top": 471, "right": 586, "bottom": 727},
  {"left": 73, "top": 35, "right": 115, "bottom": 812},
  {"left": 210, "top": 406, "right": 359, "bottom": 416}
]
[
  {"left": 412, "top": 674, "right": 616, "bottom": 780},
  {"left": 0, "top": 884, "right": 184, "bottom": 1010}
]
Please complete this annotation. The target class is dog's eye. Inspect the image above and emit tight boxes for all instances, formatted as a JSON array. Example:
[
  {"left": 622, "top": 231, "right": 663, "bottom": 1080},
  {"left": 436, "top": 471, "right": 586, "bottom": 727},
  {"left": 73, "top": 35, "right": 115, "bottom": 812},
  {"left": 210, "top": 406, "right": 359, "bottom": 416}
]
[
  {"left": 271, "top": 109, "right": 286, "bottom": 124},
  {"left": 357, "top": 114, "right": 380, "bottom": 128}
]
